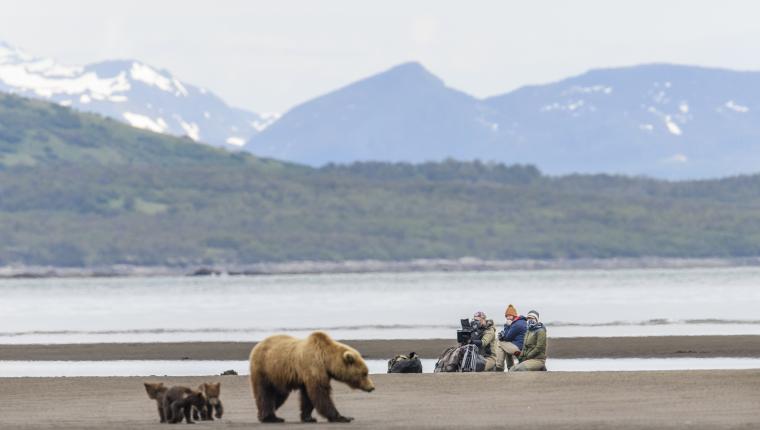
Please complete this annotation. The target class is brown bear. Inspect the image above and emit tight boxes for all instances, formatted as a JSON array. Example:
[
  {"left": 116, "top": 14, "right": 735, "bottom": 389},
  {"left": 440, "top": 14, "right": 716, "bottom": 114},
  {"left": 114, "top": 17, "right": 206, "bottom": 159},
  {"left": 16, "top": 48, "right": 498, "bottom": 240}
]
[
  {"left": 162, "top": 385, "right": 207, "bottom": 424},
  {"left": 192, "top": 382, "right": 223, "bottom": 421},
  {"left": 249, "top": 331, "right": 375, "bottom": 423},
  {"left": 143, "top": 382, "right": 168, "bottom": 423}
]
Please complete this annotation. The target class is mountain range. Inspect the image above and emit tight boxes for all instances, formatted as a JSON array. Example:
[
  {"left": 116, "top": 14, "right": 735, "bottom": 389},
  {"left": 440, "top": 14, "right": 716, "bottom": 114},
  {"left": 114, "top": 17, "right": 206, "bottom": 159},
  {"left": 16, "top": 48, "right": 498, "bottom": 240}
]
[
  {"left": 0, "top": 41, "right": 277, "bottom": 149},
  {"left": 246, "top": 62, "right": 760, "bottom": 179},
  {"left": 3, "top": 40, "right": 760, "bottom": 179}
]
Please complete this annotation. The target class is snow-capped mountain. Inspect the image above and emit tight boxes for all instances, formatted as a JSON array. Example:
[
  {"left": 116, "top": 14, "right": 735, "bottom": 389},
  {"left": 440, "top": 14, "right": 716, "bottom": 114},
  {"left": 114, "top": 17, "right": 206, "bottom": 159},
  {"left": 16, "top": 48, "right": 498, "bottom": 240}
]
[
  {"left": 0, "top": 41, "right": 277, "bottom": 148},
  {"left": 247, "top": 62, "right": 760, "bottom": 179},
  {"left": 483, "top": 64, "right": 760, "bottom": 178}
]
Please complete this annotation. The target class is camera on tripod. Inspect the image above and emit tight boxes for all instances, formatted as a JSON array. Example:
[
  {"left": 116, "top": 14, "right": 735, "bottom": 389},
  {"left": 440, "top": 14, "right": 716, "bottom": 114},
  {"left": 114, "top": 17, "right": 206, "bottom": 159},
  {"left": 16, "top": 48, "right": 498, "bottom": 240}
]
[{"left": 456, "top": 318, "right": 481, "bottom": 345}]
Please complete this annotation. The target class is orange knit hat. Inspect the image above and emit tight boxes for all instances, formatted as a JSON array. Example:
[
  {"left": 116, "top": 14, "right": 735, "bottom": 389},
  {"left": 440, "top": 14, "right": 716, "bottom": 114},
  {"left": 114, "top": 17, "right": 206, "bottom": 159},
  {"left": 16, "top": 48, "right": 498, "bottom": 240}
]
[{"left": 505, "top": 304, "right": 518, "bottom": 318}]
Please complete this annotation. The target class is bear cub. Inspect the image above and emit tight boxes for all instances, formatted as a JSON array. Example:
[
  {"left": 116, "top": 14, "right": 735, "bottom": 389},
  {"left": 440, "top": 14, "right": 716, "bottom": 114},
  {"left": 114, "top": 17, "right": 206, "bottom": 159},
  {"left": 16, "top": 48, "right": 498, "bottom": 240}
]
[
  {"left": 162, "top": 385, "right": 207, "bottom": 424},
  {"left": 144, "top": 382, "right": 169, "bottom": 423},
  {"left": 192, "top": 382, "right": 224, "bottom": 421}
]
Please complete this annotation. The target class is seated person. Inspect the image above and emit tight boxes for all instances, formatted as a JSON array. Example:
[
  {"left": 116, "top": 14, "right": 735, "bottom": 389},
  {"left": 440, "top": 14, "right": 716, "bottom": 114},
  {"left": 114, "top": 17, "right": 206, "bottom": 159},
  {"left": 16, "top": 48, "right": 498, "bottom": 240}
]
[
  {"left": 495, "top": 304, "right": 527, "bottom": 372},
  {"left": 511, "top": 310, "right": 547, "bottom": 371},
  {"left": 469, "top": 311, "right": 498, "bottom": 371}
]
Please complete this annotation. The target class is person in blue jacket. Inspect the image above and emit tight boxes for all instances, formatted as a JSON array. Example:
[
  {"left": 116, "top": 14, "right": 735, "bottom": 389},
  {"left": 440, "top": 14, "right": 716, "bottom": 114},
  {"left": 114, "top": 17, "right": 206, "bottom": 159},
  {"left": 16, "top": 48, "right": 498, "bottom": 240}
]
[{"left": 494, "top": 304, "right": 527, "bottom": 371}]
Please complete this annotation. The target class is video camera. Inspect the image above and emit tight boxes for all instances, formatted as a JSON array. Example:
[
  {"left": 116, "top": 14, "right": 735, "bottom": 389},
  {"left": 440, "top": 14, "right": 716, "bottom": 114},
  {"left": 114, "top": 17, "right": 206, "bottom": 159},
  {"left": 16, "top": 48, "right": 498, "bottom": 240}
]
[{"left": 456, "top": 318, "right": 481, "bottom": 345}]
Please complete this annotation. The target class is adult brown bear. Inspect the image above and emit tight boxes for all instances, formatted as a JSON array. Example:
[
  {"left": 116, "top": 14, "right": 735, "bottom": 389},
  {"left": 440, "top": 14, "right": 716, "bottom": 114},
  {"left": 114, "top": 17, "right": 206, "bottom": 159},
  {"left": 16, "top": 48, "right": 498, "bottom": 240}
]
[{"left": 249, "top": 331, "right": 375, "bottom": 423}]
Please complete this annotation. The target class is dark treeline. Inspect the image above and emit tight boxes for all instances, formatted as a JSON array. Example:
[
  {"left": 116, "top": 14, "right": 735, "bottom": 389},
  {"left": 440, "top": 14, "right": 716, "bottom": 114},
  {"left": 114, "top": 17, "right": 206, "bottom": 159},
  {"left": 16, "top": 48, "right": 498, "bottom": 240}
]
[{"left": 2, "top": 162, "right": 760, "bottom": 267}]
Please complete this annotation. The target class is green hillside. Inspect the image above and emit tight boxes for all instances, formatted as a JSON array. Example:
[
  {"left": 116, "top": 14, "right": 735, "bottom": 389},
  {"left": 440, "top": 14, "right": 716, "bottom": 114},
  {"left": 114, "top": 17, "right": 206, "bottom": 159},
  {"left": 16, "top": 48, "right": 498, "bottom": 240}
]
[
  {"left": 0, "top": 93, "right": 282, "bottom": 168},
  {"left": 1, "top": 93, "right": 760, "bottom": 267}
]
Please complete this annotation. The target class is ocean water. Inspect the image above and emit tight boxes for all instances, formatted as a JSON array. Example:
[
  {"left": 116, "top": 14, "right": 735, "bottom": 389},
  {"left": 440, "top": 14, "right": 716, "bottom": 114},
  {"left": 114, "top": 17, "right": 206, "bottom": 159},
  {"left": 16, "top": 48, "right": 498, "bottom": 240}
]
[
  {"left": 2, "top": 358, "right": 759, "bottom": 377},
  {"left": 1, "top": 267, "right": 759, "bottom": 344}
]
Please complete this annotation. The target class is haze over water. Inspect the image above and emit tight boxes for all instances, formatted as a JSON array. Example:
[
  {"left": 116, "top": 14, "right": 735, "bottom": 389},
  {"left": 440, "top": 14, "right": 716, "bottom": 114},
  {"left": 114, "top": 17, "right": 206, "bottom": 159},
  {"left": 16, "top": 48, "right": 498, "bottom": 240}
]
[{"left": 2, "top": 267, "right": 759, "bottom": 344}]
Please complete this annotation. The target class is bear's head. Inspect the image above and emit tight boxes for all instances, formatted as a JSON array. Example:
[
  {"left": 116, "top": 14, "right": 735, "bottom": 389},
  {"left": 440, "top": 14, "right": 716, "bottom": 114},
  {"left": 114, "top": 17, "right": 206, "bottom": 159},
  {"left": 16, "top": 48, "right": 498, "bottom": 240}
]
[
  {"left": 310, "top": 331, "right": 375, "bottom": 393},
  {"left": 188, "top": 390, "right": 208, "bottom": 408},
  {"left": 338, "top": 349, "right": 375, "bottom": 392},
  {"left": 201, "top": 382, "right": 221, "bottom": 404},
  {"left": 143, "top": 382, "right": 166, "bottom": 399}
]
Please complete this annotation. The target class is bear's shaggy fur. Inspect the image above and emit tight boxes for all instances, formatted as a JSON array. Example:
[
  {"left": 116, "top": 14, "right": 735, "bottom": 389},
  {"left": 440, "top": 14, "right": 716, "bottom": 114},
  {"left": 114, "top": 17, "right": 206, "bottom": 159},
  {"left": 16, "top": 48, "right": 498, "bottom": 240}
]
[
  {"left": 192, "top": 382, "right": 223, "bottom": 421},
  {"left": 143, "top": 382, "right": 168, "bottom": 423},
  {"left": 249, "top": 331, "right": 375, "bottom": 423},
  {"left": 162, "top": 386, "right": 207, "bottom": 424}
]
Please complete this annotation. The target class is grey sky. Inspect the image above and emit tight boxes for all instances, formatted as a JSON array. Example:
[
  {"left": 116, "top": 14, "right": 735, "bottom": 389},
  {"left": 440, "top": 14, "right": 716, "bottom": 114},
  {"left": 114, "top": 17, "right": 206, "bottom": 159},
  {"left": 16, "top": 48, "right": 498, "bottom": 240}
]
[{"left": 0, "top": 1, "right": 757, "bottom": 113}]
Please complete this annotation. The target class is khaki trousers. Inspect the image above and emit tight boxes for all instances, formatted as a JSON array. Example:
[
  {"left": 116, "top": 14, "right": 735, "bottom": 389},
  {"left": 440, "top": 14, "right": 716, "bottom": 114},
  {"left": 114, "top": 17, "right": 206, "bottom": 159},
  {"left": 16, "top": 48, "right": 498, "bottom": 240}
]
[
  {"left": 511, "top": 358, "right": 546, "bottom": 372},
  {"left": 483, "top": 356, "right": 498, "bottom": 372},
  {"left": 495, "top": 341, "right": 520, "bottom": 372}
]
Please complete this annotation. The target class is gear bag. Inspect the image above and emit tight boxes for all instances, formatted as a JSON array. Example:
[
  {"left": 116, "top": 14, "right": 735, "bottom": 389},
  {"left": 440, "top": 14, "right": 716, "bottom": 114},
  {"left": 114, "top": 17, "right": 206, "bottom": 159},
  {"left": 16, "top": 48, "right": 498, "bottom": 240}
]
[
  {"left": 433, "top": 346, "right": 461, "bottom": 372},
  {"left": 387, "top": 352, "right": 423, "bottom": 373}
]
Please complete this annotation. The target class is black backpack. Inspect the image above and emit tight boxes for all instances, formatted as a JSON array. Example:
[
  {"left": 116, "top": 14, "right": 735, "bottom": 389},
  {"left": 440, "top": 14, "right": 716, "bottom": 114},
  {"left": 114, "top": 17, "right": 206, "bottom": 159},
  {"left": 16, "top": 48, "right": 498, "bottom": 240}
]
[{"left": 387, "top": 352, "right": 423, "bottom": 373}]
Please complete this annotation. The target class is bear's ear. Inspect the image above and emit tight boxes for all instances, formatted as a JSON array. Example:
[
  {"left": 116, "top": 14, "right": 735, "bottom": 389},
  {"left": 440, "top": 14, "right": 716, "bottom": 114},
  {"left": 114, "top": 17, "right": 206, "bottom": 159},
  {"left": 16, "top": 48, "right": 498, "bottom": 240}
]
[
  {"left": 144, "top": 382, "right": 160, "bottom": 391},
  {"left": 343, "top": 351, "right": 356, "bottom": 364}
]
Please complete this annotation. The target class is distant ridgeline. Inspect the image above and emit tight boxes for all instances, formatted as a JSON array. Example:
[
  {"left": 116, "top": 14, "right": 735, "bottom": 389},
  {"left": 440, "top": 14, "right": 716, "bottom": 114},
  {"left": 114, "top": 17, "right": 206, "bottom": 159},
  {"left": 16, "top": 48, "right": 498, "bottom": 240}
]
[
  {"left": 246, "top": 63, "right": 760, "bottom": 179},
  {"left": 1, "top": 93, "right": 760, "bottom": 267}
]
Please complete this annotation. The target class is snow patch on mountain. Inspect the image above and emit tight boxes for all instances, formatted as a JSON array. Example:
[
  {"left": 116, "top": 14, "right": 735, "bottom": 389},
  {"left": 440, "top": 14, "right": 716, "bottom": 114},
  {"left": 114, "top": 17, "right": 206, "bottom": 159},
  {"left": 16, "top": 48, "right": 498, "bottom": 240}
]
[
  {"left": 664, "top": 115, "right": 682, "bottom": 135},
  {"left": 251, "top": 112, "right": 281, "bottom": 131},
  {"left": 179, "top": 120, "right": 200, "bottom": 141},
  {"left": 724, "top": 100, "right": 749, "bottom": 113},
  {"left": 123, "top": 112, "right": 168, "bottom": 133},
  {"left": 226, "top": 137, "right": 246, "bottom": 146},
  {"left": 562, "top": 85, "right": 612, "bottom": 95},
  {"left": 129, "top": 63, "right": 174, "bottom": 93},
  {"left": 0, "top": 61, "right": 130, "bottom": 99},
  {"left": 128, "top": 62, "right": 190, "bottom": 97},
  {"left": 0, "top": 41, "right": 276, "bottom": 148},
  {"left": 542, "top": 99, "right": 587, "bottom": 112}
]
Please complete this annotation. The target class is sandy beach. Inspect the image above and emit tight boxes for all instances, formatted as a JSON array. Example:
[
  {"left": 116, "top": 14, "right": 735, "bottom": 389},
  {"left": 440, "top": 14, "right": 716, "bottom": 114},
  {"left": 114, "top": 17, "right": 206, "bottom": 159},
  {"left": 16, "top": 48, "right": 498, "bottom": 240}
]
[
  {"left": 3, "top": 335, "right": 760, "bottom": 361},
  {"left": 3, "top": 336, "right": 759, "bottom": 428},
  {"left": 2, "top": 371, "right": 759, "bottom": 429}
]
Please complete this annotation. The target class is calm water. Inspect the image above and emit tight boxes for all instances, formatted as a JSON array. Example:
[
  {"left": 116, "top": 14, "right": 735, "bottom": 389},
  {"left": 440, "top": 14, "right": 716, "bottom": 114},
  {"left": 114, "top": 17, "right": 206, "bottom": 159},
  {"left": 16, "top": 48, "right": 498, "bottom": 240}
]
[
  {"left": 1, "top": 267, "right": 759, "bottom": 344},
  {"left": 2, "top": 358, "right": 760, "bottom": 377}
]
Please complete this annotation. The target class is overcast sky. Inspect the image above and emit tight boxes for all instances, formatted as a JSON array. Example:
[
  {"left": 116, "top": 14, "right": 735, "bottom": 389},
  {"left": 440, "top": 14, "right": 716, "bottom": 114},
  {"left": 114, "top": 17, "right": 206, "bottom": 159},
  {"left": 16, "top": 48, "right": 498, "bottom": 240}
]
[{"left": 1, "top": 1, "right": 757, "bottom": 113}]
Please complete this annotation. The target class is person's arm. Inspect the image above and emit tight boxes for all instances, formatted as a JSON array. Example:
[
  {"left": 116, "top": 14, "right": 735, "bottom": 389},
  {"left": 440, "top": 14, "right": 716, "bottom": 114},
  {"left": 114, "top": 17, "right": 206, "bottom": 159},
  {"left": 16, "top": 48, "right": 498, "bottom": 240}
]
[
  {"left": 498, "top": 325, "right": 508, "bottom": 340},
  {"left": 504, "top": 322, "right": 519, "bottom": 342},
  {"left": 522, "top": 329, "right": 546, "bottom": 360},
  {"left": 479, "top": 328, "right": 495, "bottom": 352}
]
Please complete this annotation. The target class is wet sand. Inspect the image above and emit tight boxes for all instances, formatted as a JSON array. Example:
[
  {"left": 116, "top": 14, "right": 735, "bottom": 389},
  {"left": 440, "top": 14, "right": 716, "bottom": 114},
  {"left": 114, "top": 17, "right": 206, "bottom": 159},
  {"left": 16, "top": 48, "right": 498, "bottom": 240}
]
[
  {"left": 2, "top": 335, "right": 760, "bottom": 361},
  {"left": 2, "top": 371, "right": 759, "bottom": 429}
]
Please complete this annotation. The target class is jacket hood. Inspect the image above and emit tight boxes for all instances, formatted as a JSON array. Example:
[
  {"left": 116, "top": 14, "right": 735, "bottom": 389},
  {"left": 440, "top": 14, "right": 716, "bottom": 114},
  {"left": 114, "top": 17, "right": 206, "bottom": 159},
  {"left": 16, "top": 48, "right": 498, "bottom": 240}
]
[{"left": 528, "top": 322, "right": 545, "bottom": 331}]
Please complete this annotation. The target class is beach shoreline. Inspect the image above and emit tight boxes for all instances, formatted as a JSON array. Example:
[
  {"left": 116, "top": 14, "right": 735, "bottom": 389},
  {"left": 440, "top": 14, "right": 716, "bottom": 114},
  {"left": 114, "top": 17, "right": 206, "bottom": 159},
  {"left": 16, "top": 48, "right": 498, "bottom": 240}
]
[
  {"left": 3, "top": 336, "right": 759, "bottom": 428},
  {"left": 2, "top": 335, "right": 759, "bottom": 361},
  {"left": 2, "top": 256, "right": 760, "bottom": 278},
  {"left": 2, "top": 371, "right": 759, "bottom": 429}
]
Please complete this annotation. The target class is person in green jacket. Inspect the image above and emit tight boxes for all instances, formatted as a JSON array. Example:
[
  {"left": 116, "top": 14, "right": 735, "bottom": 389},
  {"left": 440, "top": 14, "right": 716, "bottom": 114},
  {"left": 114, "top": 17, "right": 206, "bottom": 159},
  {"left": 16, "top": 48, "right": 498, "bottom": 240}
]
[
  {"left": 470, "top": 311, "right": 498, "bottom": 371},
  {"left": 511, "top": 310, "right": 547, "bottom": 371}
]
